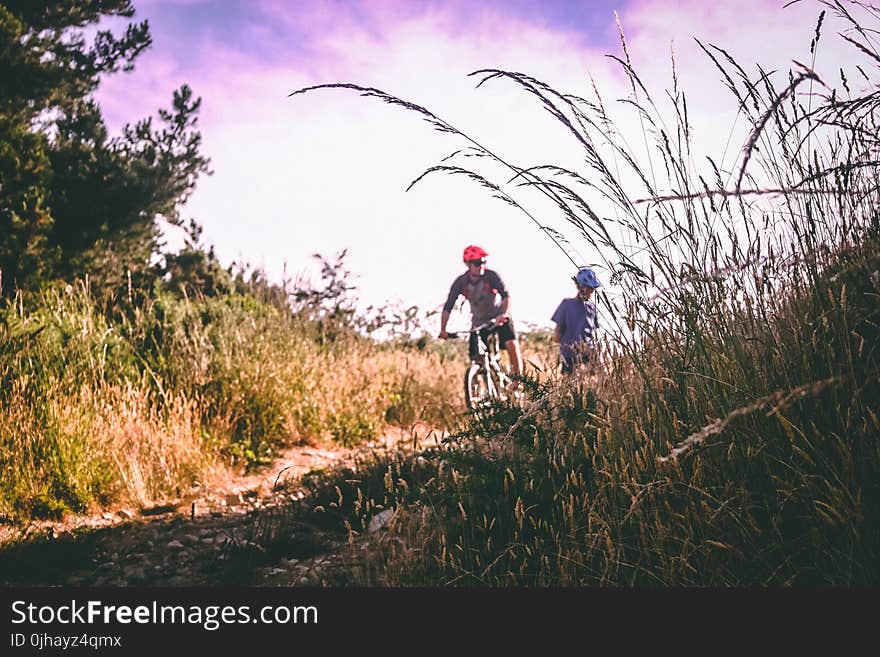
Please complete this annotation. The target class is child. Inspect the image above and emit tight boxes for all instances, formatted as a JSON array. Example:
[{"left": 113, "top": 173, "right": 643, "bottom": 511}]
[{"left": 551, "top": 268, "right": 601, "bottom": 374}]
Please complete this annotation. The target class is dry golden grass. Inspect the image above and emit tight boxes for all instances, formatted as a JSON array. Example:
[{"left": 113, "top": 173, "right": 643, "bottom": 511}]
[{"left": 0, "top": 285, "right": 470, "bottom": 520}]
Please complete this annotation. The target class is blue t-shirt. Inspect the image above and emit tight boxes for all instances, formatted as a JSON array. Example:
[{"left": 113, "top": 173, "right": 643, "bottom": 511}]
[{"left": 551, "top": 297, "right": 598, "bottom": 360}]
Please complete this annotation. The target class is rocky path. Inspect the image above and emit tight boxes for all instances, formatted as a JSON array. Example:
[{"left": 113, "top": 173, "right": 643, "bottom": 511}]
[{"left": 0, "top": 425, "right": 440, "bottom": 587}]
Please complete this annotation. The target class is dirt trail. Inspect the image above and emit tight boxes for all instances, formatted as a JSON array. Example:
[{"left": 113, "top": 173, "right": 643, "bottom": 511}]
[{"left": 0, "top": 424, "right": 442, "bottom": 586}]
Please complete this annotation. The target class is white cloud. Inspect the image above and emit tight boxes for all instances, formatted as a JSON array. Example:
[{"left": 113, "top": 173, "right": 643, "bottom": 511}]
[{"left": 95, "top": 0, "right": 867, "bottom": 331}]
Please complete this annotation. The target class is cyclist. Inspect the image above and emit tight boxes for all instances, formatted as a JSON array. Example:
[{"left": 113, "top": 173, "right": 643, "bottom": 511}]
[
  {"left": 439, "top": 245, "right": 523, "bottom": 382},
  {"left": 551, "top": 267, "right": 601, "bottom": 374}
]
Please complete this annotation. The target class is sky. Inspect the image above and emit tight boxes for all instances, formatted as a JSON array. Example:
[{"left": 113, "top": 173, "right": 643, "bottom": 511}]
[{"left": 94, "top": 0, "right": 864, "bottom": 333}]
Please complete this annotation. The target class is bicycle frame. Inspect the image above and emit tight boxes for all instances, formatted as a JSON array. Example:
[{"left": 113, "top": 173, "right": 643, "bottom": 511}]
[{"left": 449, "top": 320, "right": 512, "bottom": 410}]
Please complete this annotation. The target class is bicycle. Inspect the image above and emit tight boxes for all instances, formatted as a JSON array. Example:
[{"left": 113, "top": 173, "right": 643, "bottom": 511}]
[{"left": 446, "top": 319, "right": 516, "bottom": 411}]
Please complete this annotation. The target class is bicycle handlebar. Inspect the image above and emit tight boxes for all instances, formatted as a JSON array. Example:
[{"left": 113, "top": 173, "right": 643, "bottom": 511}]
[{"left": 444, "top": 318, "right": 498, "bottom": 340}]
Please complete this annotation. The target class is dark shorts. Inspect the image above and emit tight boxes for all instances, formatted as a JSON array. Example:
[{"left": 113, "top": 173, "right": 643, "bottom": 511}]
[{"left": 469, "top": 319, "right": 517, "bottom": 361}]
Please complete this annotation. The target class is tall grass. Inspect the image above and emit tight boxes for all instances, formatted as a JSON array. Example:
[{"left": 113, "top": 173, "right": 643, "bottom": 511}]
[
  {"left": 0, "top": 277, "right": 465, "bottom": 520},
  {"left": 278, "top": 0, "right": 879, "bottom": 585}
]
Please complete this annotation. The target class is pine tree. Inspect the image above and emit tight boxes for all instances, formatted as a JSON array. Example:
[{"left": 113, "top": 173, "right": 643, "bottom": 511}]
[{"left": 0, "top": 1, "right": 211, "bottom": 294}]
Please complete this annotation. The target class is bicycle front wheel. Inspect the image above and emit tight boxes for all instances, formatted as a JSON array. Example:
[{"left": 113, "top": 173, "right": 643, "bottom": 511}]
[{"left": 464, "top": 363, "right": 491, "bottom": 410}]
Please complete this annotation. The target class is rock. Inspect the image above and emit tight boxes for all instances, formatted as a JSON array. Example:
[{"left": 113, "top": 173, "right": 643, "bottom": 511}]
[
  {"left": 117, "top": 509, "right": 133, "bottom": 519},
  {"left": 368, "top": 509, "right": 395, "bottom": 533},
  {"left": 167, "top": 540, "right": 184, "bottom": 549}
]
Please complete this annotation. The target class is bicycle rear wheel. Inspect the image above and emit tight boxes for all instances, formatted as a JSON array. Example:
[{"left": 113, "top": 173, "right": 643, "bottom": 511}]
[{"left": 464, "top": 363, "right": 492, "bottom": 410}]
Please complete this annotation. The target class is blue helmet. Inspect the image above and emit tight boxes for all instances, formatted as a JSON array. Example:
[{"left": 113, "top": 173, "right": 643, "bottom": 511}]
[{"left": 574, "top": 268, "right": 602, "bottom": 288}]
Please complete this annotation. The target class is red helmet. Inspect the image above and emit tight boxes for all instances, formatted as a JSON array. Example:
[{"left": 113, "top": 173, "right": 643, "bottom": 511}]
[{"left": 462, "top": 245, "right": 488, "bottom": 262}]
